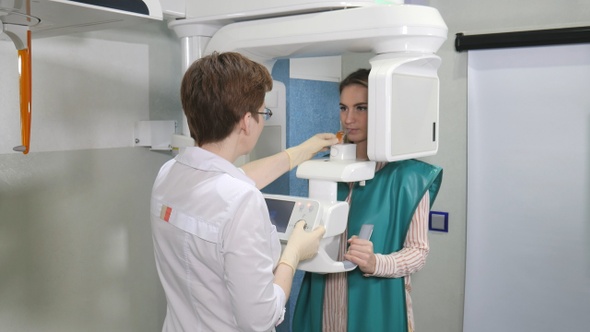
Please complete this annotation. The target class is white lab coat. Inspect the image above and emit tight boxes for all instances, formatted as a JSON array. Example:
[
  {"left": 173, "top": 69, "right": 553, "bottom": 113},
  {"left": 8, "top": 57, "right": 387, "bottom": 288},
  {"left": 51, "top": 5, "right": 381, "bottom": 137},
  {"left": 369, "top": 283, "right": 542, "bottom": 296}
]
[{"left": 151, "top": 147, "right": 285, "bottom": 332}]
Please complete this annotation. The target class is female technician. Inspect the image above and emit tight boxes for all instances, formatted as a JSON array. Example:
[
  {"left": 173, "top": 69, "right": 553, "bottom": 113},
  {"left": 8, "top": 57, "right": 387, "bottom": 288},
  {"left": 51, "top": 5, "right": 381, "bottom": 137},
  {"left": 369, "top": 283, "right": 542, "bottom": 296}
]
[{"left": 150, "top": 52, "right": 336, "bottom": 332}]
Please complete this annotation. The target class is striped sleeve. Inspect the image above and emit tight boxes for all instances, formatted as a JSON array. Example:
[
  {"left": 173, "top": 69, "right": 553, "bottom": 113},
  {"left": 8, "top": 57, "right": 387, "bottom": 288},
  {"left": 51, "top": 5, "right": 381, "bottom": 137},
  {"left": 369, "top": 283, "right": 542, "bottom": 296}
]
[{"left": 371, "top": 192, "right": 430, "bottom": 278}]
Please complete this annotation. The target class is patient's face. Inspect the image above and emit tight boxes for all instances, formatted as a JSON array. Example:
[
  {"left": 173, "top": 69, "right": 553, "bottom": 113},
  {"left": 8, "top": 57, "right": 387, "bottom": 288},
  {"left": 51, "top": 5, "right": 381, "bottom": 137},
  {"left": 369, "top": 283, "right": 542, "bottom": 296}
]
[{"left": 339, "top": 84, "right": 368, "bottom": 146}]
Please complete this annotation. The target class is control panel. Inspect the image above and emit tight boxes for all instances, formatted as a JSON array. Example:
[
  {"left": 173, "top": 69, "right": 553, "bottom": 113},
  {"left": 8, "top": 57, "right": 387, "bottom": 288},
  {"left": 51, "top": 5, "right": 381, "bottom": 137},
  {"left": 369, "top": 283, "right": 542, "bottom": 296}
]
[
  {"left": 264, "top": 194, "right": 321, "bottom": 242},
  {"left": 263, "top": 193, "right": 359, "bottom": 273}
]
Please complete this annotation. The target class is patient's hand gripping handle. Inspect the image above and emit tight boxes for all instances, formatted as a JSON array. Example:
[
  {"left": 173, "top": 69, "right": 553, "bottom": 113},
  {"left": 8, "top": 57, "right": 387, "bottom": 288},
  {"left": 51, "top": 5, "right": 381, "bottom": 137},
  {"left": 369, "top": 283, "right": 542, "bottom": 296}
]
[{"left": 342, "top": 224, "right": 374, "bottom": 271}]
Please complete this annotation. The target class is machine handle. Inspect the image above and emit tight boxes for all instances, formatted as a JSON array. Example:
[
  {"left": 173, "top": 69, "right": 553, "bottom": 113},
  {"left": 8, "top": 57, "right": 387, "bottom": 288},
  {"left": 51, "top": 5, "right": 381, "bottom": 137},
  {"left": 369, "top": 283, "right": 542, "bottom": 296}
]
[
  {"left": 298, "top": 224, "right": 374, "bottom": 274},
  {"left": 342, "top": 224, "right": 374, "bottom": 270}
]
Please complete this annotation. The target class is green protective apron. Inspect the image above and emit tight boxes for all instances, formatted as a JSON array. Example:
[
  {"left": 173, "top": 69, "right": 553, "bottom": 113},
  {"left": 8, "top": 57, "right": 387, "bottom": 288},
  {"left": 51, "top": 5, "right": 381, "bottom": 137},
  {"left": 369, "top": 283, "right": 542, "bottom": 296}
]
[{"left": 293, "top": 159, "right": 443, "bottom": 332}]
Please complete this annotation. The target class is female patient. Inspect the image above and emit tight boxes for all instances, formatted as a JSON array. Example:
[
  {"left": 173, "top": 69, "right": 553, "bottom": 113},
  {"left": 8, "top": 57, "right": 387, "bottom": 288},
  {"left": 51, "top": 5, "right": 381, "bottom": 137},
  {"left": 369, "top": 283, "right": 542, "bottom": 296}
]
[{"left": 294, "top": 68, "right": 443, "bottom": 332}]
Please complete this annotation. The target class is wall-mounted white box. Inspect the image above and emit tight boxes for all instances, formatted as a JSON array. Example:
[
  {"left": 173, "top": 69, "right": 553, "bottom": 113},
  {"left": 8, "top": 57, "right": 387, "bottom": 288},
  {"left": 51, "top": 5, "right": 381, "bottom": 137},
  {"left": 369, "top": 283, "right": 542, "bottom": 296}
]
[{"left": 134, "top": 120, "right": 176, "bottom": 150}]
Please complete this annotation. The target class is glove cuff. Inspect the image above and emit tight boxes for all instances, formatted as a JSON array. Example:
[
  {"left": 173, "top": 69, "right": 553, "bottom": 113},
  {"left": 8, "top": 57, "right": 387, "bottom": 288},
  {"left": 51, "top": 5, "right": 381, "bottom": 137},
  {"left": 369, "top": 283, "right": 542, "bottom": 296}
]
[
  {"left": 284, "top": 148, "right": 297, "bottom": 170},
  {"left": 279, "top": 249, "right": 300, "bottom": 276}
]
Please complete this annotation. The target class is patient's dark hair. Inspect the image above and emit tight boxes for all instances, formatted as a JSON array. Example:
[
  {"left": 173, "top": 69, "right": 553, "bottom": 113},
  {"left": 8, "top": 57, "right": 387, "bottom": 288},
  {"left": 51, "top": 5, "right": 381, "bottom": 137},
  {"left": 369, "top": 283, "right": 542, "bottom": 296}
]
[{"left": 339, "top": 68, "right": 369, "bottom": 93}]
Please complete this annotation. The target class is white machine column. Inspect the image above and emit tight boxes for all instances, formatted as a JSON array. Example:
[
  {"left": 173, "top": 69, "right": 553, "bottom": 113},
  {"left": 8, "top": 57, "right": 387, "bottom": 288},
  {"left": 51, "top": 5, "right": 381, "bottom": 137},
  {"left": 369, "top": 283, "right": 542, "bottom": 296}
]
[
  {"left": 167, "top": 21, "right": 223, "bottom": 149},
  {"left": 308, "top": 180, "right": 338, "bottom": 202}
]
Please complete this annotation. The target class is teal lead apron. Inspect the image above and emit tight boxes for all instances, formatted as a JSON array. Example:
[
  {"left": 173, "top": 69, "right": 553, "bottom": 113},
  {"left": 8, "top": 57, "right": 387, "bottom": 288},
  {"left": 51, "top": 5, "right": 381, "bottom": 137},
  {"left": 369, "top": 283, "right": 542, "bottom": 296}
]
[{"left": 293, "top": 159, "right": 443, "bottom": 332}]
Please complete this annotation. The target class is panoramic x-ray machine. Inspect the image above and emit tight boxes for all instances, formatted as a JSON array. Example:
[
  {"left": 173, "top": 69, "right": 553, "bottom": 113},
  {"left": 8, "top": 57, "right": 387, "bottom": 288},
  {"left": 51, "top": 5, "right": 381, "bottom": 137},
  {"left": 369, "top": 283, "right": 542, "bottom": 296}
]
[
  {"left": 167, "top": 3, "right": 447, "bottom": 273},
  {"left": 0, "top": 0, "right": 447, "bottom": 273}
]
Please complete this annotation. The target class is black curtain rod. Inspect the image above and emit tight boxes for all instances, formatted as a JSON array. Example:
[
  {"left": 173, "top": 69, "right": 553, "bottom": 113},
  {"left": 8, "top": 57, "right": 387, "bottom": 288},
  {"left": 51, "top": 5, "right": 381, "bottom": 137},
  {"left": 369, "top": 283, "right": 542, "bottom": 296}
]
[{"left": 455, "top": 26, "right": 590, "bottom": 52}]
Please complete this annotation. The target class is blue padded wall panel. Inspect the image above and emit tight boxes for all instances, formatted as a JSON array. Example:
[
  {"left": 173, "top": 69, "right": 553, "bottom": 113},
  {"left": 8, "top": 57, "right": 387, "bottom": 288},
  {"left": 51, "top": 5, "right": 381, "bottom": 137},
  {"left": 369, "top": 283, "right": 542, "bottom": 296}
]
[
  {"left": 270, "top": 59, "right": 340, "bottom": 332},
  {"left": 266, "top": 59, "right": 341, "bottom": 197}
]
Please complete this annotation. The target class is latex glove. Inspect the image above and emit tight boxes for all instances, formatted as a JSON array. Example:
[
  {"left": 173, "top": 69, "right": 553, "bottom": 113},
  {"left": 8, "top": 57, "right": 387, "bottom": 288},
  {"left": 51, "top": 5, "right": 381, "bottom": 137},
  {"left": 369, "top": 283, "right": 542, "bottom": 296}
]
[
  {"left": 279, "top": 220, "right": 326, "bottom": 275},
  {"left": 285, "top": 133, "right": 338, "bottom": 170}
]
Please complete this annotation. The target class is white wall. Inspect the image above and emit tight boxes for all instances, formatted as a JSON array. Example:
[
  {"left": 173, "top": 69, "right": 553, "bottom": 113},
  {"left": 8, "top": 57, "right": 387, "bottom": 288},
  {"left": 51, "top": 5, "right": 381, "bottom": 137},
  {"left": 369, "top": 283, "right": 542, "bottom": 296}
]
[
  {"left": 405, "top": 1, "right": 590, "bottom": 331},
  {"left": 0, "top": 23, "right": 182, "bottom": 154},
  {"left": 0, "top": 20, "right": 181, "bottom": 332}
]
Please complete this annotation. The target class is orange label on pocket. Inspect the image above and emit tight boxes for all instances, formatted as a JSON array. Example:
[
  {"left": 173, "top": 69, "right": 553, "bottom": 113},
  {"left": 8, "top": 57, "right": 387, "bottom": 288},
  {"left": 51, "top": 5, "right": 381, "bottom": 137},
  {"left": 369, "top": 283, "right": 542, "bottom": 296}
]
[{"left": 160, "top": 205, "right": 172, "bottom": 222}]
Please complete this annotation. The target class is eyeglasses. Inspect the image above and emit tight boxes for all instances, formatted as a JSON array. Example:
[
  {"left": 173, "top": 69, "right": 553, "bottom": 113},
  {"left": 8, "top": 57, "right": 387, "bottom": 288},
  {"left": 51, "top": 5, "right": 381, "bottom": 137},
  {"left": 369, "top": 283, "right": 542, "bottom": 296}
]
[{"left": 257, "top": 108, "right": 273, "bottom": 121}]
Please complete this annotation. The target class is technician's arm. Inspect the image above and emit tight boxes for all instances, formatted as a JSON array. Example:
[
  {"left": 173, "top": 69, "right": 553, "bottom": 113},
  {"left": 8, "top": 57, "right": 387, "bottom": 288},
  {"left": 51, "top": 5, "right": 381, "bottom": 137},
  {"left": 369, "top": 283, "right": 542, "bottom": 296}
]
[
  {"left": 224, "top": 201, "right": 326, "bottom": 331},
  {"left": 345, "top": 192, "right": 430, "bottom": 277},
  {"left": 273, "top": 264, "right": 296, "bottom": 301},
  {"left": 240, "top": 151, "right": 290, "bottom": 190},
  {"left": 241, "top": 133, "right": 338, "bottom": 189},
  {"left": 274, "top": 221, "right": 325, "bottom": 295}
]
